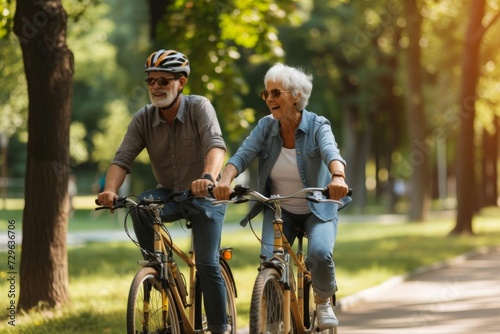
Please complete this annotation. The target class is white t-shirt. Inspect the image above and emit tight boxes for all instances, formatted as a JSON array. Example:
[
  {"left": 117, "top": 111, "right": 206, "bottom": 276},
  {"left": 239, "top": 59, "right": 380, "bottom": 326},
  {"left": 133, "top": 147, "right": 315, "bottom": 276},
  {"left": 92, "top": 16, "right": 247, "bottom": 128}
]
[{"left": 269, "top": 148, "right": 311, "bottom": 214}]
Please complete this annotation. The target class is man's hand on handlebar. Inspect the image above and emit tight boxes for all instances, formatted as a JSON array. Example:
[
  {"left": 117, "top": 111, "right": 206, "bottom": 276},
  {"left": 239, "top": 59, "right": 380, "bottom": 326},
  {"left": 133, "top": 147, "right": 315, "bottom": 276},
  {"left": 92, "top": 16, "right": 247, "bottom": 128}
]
[
  {"left": 191, "top": 178, "right": 214, "bottom": 197},
  {"left": 97, "top": 190, "right": 119, "bottom": 212}
]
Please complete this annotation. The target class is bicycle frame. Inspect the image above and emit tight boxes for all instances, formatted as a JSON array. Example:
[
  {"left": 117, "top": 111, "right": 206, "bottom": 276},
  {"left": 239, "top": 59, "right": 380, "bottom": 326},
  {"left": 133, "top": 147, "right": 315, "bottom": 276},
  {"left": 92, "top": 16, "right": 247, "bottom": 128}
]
[
  {"left": 97, "top": 194, "right": 237, "bottom": 334},
  {"left": 146, "top": 206, "right": 196, "bottom": 332},
  {"left": 265, "top": 206, "right": 312, "bottom": 334},
  {"left": 148, "top": 207, "right": 235, "bottom": 333},
  {"left": 215, "top": 185, "right": 349, "bottom": 334}
]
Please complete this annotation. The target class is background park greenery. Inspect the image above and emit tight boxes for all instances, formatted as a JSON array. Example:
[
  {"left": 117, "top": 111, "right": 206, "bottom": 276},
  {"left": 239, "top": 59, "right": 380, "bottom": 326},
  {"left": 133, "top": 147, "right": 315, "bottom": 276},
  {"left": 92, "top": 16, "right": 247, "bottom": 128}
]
[
  {"left": 2, "top": 0, "right": 499, "bottom": 215},
  {"left": 0, "top": 0, "right": 499, "bottom": 330}
]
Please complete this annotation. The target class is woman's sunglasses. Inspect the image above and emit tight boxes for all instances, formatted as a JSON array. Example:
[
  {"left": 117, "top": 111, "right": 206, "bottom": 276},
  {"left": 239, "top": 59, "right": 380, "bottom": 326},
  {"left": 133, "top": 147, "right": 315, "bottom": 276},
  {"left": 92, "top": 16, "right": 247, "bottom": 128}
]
[
  {"left": 145, "top": 77, "right": 178, "bottom": 87},
  {"left": 260, "top": 89, "right": 291, "bottom": 100}
]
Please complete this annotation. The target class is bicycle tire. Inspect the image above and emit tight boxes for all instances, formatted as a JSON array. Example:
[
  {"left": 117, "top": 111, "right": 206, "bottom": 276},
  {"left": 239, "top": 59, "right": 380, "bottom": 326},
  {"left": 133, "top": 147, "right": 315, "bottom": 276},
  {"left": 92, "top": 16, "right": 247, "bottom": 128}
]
[
  {"left": 127, "top": 266, "right": 181, "bottom": 334},
  {"left": 193, "top": 260, "right": 238, "bottom": 333},
  {"left": 250, "top": 267, "right": 296, "bottom": 334},
  {"left": 303, "top": 275, "right": 337, "bottom": 334}
]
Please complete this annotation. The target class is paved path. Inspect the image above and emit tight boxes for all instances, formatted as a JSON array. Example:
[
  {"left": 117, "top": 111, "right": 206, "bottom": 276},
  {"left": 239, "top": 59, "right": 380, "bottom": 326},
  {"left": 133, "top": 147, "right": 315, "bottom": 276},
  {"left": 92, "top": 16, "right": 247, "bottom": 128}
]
[{"left": 335, "top": 246, "right": 500, "bottom": 334}]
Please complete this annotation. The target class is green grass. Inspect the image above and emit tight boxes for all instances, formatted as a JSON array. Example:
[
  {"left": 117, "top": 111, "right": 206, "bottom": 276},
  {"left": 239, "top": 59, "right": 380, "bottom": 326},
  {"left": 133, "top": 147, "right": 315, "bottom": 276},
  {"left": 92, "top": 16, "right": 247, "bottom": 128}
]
[{"left": 1, "top": 203, "right": 499, "bottom": 333}]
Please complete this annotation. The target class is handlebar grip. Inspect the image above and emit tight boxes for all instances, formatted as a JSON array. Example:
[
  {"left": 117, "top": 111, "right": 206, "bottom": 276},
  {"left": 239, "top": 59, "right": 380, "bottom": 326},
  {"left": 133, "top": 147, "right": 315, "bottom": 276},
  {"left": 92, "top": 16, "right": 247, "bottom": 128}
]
[
  {"left": 322, "top": 187, "right": 353, "bottom": 199},
  {"left": 94, "top": 196, "right": 127, "bottom": 209}
]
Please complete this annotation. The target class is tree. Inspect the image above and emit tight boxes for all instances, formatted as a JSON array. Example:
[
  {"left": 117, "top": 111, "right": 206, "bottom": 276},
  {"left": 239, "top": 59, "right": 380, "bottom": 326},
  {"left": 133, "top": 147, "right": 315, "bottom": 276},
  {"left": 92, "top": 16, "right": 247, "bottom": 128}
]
[
  {"left": 279, "top": 0, "right": 406, "bottom": 211},
  {"left": 14, "top": 0, "right": 73, "bottom": 310},
  {"left": 152, "top": 0, "right": 301, "bottom": 149},
  {"left": 404, "top": 0, "right": 430, "bottom": 221},
  {"left": 451, "top": 0, "right": 500, "bottom": 235}
]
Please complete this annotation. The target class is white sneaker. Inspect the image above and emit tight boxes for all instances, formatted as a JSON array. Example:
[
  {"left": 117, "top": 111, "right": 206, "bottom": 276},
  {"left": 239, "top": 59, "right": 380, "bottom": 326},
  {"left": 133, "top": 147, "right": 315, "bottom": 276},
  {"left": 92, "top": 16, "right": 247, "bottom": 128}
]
[{"left": 316, "top": 301, "right": 339, "bottom": 330}]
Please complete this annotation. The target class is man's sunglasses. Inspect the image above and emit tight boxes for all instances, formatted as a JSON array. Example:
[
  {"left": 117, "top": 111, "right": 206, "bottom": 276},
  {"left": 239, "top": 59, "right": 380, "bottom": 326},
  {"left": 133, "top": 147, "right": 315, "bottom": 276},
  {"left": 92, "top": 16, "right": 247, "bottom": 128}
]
[
  {"left": 260, "top": 89, "right": 291, "bottom": 100},
  {"left": 145, "top": 77, "right": 178, "bottom": 87}
]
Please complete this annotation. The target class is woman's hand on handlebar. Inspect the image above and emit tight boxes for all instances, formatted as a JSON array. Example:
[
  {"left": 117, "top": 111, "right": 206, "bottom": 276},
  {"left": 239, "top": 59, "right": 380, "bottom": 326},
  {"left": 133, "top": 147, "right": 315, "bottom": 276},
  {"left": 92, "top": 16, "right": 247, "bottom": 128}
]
[
  {"left": 212, "top": 182, "right": 232, "bottom": 200},
  {"left": 212, "top": 164, "right": 238, "bottom": 200},
  {"left": 327, "top": 178, "right": 349, "bottom": 200}
]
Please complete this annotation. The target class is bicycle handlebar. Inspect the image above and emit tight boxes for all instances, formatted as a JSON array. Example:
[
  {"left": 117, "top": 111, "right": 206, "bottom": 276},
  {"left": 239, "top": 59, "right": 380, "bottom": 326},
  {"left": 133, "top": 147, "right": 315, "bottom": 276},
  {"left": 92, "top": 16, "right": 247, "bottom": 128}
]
[
  {"left": 94, "top": 189, "right": 203, "bottom": 211},
  {"left": 212, "top": 185, "right": 353, "bottom": 210}
]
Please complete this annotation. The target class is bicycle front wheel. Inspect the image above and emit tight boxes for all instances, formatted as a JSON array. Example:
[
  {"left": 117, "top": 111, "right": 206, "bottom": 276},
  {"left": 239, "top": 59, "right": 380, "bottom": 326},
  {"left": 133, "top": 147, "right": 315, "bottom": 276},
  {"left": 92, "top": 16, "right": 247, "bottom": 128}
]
[
  {"left": 127, "top": 266, "right": 181, "bottom": 334},
  {"left": 250, "top": 267, "right": 295, "bottom": 334}
]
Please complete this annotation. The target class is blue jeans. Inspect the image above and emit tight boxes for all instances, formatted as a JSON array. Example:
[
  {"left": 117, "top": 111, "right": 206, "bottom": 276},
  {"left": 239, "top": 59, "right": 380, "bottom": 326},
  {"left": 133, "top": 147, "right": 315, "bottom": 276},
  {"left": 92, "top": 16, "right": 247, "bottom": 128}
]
[
  {"left": 261, "top": 208, "right": 338, "bottom": 299},
  {"left": 130, "top": 188, "right": 228, "bottom": 333}
]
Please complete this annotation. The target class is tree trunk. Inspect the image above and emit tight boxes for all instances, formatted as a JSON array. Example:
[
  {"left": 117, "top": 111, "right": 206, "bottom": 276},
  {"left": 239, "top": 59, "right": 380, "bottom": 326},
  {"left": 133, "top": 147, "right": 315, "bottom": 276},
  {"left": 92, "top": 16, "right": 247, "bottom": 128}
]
[
  {"left": 14, "top": 0, "right": 74, "bottom": 310},
  {"left": 451, "top": 0, "right": 486, "bottom": 235},
  {"left": 342, "top": 105, "right": 368, "bottom": 211},
  {"left": 481, "top": 116, "right": 499, "bottom": 207},
  {"left": 405, "top": 0, "right": 430, "bottom": 222},
  {"left": 147, "top": 0, "right": 171, "bottom": 40}
]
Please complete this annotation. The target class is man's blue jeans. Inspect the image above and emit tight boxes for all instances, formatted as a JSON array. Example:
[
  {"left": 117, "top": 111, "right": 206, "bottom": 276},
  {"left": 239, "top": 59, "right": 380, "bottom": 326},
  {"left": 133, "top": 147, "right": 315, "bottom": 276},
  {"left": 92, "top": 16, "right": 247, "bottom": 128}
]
[
  {"left": 261, "top": 208, "right": 338, "bottom": 300},
  {"left": 130, "top": 188, "right": 228, "bottom": 333}
]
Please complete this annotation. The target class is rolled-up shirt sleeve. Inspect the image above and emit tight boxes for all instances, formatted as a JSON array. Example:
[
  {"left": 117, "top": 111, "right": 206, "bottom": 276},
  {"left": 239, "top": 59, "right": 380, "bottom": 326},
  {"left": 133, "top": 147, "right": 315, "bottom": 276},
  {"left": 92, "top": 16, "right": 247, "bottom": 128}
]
[
  {"left": 195, "top": 97, "right": 226, "bottom": 155},
  {"left": 317, "top": 123, "right": 346, "bottom": 167},
  {"left": 111, "top": 110, "right": 146, "bottom": 173}
]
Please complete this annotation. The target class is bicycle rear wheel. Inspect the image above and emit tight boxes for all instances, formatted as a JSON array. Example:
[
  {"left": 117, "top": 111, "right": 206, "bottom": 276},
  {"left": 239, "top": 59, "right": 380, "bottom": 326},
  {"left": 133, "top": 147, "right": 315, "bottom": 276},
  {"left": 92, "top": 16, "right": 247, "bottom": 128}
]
[
  {"left": 127, "top": 266, "right": 181, "bottom": 334},
  {"left": 250, "top": 267, "right": 295, "bottom": 333},
  {"left": 193, "top": 260, "right": 237, "bottom": 333}
]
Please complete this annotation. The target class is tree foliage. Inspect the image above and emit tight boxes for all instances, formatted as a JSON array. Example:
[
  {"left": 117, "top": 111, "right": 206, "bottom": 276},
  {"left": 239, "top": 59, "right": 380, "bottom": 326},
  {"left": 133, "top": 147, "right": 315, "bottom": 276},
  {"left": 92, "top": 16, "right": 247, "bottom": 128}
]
[
  {"left": 153, "top": 0, "right": 304, "bottom": 148},
  {"left": 1, "top": 0, "right": 498, "bottom": 217}
]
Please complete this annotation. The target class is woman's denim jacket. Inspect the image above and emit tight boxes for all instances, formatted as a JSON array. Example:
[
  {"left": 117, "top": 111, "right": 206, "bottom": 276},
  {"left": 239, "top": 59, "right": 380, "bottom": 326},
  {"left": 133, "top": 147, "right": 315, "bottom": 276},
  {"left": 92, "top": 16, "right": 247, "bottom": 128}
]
[{"left": 227, "top": 109, "right": 346, "bottom": 224}]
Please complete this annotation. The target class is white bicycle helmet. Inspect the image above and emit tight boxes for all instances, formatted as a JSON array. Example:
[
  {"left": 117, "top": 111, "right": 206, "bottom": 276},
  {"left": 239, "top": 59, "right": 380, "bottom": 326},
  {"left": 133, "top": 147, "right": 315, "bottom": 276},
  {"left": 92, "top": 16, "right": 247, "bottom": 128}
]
[{"left": 145, "top": 49, "right": 190, "bottom": 77}]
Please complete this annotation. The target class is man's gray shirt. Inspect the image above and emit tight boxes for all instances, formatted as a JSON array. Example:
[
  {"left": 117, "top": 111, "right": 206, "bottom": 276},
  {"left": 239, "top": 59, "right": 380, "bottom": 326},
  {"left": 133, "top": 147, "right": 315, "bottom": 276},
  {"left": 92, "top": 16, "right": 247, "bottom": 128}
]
[{"left": 111, "top": 94, "right": 226, "bottom": 191}]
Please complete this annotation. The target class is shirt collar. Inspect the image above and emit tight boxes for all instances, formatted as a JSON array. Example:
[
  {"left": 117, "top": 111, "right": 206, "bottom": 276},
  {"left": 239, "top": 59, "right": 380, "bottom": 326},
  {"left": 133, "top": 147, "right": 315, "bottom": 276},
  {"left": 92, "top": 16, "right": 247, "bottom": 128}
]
[
  {"left": 297, "top": 109, "right": 310, "bottom": 134},
  {"left": 151, "top": 94, "right": 186, "bottom": 126}
]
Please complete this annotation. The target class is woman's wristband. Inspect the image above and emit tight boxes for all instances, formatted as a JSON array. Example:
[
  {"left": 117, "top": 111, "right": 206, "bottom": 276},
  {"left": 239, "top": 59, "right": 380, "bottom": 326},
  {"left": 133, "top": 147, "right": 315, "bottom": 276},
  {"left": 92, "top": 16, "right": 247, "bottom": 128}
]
[{"left": 332, "top": 171, "right": 345, "bottom": 179}]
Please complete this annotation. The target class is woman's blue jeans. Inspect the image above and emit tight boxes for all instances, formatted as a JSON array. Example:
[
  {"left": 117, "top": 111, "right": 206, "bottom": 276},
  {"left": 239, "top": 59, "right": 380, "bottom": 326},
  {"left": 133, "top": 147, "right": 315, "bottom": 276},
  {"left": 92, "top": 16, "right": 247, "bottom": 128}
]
[
  {"left": 261, "top": 208, "right": 338, "bottom": 299},
  {"left": 130, "top": 188, "right": 228, "bottom": 333}
]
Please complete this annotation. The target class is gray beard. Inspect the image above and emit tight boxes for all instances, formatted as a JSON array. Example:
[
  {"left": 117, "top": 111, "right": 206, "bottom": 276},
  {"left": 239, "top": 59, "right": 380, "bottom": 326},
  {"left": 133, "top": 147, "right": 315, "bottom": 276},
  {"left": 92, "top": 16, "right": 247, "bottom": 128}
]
[{"left": 150, "top": 91, "right": 177, "bottom": 109}]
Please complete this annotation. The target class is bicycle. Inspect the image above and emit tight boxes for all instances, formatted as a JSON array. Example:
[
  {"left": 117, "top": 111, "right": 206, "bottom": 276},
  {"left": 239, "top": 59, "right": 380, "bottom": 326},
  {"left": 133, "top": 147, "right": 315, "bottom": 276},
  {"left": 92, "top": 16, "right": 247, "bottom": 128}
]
[
  {"left": 95, "top": 190, "right": 237, "bottom": 334},
  {"left": 213, "top": 185, "right": 351, "bottom": 334}
]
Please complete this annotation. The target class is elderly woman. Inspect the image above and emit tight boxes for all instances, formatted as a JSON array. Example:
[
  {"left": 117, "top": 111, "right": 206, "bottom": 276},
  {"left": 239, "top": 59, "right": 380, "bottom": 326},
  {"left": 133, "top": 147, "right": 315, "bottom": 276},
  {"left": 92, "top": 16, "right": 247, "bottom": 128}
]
[{"left": 213, "top": 63, "right": 349, "bottom": 330}]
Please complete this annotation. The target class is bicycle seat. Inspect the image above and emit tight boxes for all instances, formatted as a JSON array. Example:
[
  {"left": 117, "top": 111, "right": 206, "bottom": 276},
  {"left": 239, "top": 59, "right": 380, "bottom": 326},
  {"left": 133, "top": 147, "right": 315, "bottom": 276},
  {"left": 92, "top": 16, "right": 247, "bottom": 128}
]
[{"left": 295, "top": 228, "right": 307, "bottom": 240}]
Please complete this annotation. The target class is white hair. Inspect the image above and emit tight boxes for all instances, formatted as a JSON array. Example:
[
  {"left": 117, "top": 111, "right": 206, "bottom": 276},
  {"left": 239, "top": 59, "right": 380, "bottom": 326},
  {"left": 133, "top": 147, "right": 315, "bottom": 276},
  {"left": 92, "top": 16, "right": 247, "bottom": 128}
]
[{"left": 264, "top": 63, "right": 313, "bottom": 111}]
